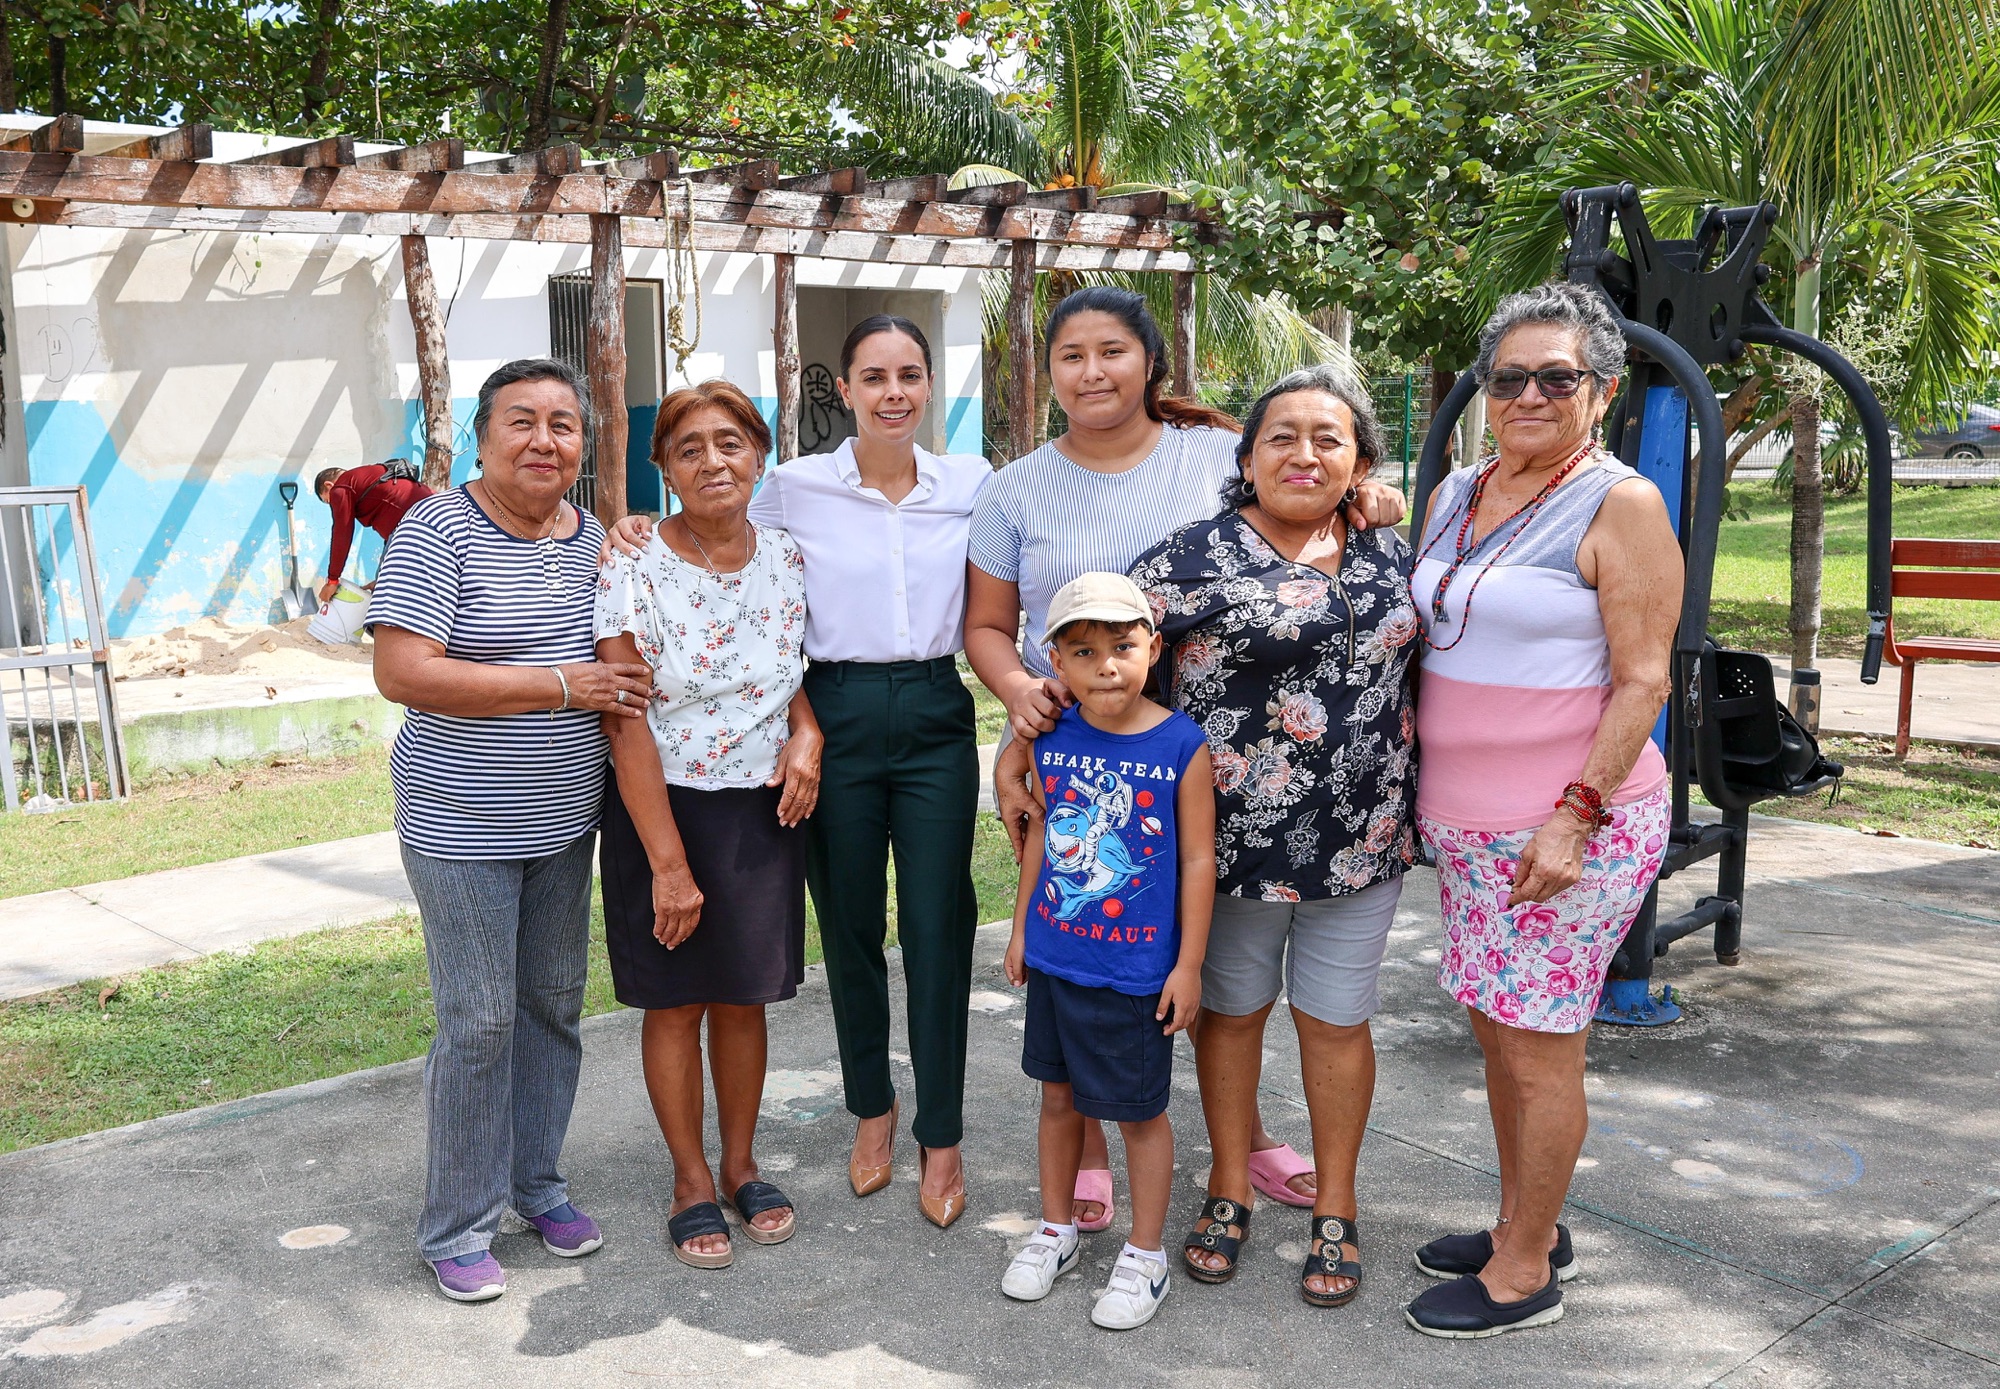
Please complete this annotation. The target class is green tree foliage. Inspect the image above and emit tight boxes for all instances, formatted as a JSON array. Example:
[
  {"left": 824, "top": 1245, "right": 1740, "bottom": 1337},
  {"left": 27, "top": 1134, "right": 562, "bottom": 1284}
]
[
  {"left": 1178, "top": 0, "right": 1551, "bottom": 367},
  {"left": 1479, "top": 0, "right": 2000, "bottom": 666},
  {"left": 0, "top": 0, "right": 981, "bottom": 164},
  {"left": 820, "top": 0, "right": 1338, "bottom": 444}
]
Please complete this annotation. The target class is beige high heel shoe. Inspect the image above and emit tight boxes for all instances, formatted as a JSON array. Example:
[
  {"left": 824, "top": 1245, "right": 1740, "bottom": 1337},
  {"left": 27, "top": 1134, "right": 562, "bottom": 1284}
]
[
  {"left": 850, "top": 1099, "right": 898, "bottom": 1197},
  {"left": 918, "top": 1144, "right": 967, "bottom": 1229}
]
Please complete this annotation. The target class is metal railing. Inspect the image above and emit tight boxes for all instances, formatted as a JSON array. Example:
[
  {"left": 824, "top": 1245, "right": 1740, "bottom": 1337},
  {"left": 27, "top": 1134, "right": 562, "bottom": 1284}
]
[
  {"left": 1, "top": 486, "right": 129, "bottom": 812},
  {"left": 1367, "top": 374, "right": 1437, "bottom": 494}
]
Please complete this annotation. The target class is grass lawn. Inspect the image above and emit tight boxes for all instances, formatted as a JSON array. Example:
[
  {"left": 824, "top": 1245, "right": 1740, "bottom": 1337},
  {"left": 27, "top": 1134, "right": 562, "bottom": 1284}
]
[
  {"left": 1710, "top": 485, "right": 2000, "bottom": 658},
  {"left": 4, "top": 681, "right": 1011, "bottom": 901},
  {"left": 0, "top": 814, "right": 1023, "bottom": 1155},
  {"left": 0, "top": 745, "right": 397, "bottom": 899}
]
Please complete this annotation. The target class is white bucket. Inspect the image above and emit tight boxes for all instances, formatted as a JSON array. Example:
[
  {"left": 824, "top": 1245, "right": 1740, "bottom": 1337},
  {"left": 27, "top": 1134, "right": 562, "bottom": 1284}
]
[{"left": 308, "top": 582, "right": 370, "bottom": 645}]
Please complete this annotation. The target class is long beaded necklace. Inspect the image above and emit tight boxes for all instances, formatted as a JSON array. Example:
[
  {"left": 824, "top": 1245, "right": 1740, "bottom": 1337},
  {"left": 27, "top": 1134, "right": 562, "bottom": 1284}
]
[{"left": 1416, "top": 439, "right": 1598, "bottom": 652}]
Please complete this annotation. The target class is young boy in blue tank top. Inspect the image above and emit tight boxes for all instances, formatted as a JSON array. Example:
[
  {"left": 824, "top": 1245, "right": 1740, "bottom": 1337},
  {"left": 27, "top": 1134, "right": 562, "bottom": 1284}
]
[{"left": 1000, "top": 572, "right": 1215, "bottom": 1331}]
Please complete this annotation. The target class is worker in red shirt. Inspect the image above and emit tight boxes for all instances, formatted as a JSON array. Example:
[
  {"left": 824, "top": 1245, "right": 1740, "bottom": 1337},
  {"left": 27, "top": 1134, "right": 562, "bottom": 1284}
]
[{"left": 314, "top": 460, "right": 436, "bottom": 603}]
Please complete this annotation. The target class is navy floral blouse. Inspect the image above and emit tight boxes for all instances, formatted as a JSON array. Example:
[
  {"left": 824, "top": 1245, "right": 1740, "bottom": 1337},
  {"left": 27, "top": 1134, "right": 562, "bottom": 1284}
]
[{"left": 1128, "top": 513, "right": 1420, "bottom": 901}]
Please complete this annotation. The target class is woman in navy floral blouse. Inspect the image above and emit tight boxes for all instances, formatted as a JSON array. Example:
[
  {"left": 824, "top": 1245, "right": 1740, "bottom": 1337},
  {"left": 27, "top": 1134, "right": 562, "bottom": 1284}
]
[{"left": 1128, "top": 364, "right": 1419, "bottom": 1308}]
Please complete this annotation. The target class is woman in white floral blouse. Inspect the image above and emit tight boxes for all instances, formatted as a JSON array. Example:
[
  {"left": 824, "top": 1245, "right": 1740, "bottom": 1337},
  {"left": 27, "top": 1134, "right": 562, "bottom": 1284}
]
[
  {"left": 1127, "top": 364, "right": 1420, "bottom": 1309},
  {"left": 594, "top": 379, "right": 822, "bottom": 1271}
]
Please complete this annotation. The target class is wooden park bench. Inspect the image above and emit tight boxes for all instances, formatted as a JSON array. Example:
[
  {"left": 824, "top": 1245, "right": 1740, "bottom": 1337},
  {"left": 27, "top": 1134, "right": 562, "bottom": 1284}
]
[{"left": 1883, "top": 538, "right": 2000, "bottom": 758}]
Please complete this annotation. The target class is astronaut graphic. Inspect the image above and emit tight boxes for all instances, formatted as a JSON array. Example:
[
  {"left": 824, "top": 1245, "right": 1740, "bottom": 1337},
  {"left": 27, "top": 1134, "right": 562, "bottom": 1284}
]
[{"left": 1043, "top": 769, "right": 1152, "bottom": 922}]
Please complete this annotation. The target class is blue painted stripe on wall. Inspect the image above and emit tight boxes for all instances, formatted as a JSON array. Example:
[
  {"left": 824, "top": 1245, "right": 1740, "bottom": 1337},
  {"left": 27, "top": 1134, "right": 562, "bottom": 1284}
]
[
  {"left": 29, "top": 389, "right": 979, "bottom": 635},
  {"left": 945, "top": 394, "right": 984, "bottom": 458}
]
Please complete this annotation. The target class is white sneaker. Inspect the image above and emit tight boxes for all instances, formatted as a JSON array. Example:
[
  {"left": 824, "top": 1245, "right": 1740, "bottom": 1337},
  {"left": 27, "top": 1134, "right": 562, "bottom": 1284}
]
[
  {"left": 1091, "top": 1250, "right": 1170, "bottom": 1330},
  {"left": 1002, "top": 1227, "right": 1082, "bottom": 1302}
]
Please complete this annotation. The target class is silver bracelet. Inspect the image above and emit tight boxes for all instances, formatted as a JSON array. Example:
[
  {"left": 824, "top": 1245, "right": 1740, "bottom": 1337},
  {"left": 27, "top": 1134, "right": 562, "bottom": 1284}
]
[{"left": 550, "top": 665, "right": 571, "bottom": 712}]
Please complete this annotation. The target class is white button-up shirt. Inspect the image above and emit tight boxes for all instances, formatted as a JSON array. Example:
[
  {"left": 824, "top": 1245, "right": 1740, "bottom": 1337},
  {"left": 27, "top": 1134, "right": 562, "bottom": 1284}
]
[{"left": 747, "top": 438, "right": 993, "bottom": 663}]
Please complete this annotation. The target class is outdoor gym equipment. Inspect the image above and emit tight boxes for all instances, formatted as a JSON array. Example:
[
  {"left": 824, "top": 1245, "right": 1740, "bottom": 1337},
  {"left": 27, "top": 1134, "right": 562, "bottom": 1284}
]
[{"left": 1409, "top": 183, "right": 1894, "bottom": 1027}]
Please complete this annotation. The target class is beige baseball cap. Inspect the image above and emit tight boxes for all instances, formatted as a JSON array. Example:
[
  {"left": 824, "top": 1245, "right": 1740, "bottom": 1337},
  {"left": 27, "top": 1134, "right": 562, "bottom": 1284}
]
[{"left": 1043, "top": 571, "right": 1154, "bottom": 644}]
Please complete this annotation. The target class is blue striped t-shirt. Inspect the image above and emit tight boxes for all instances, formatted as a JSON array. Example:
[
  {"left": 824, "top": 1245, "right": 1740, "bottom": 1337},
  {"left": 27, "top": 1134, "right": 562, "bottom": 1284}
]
[
  {"left": 967, "top": 424, "right": 1239, "bottom": 678},
  {"left": 368, "top": 486, "right": 609, "bottom": 860}
]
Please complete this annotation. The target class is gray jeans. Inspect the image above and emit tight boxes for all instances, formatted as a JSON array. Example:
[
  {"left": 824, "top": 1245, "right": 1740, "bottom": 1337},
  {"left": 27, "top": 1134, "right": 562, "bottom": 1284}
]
[{"left": 401, "top": 832, "right": 595, "bottom": 1261}]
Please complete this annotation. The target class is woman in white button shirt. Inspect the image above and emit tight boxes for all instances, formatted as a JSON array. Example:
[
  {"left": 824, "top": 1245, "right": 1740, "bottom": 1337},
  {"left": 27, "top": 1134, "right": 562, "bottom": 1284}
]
[{"left": 610, "top": 316, "right": 989, "bottom": 1228}]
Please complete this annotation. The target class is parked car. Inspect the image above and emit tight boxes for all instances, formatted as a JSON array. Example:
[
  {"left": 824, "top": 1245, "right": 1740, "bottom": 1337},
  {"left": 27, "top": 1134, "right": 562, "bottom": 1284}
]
[{"left": 1907, "top": 404, "right": 2000, "bottom": 459}]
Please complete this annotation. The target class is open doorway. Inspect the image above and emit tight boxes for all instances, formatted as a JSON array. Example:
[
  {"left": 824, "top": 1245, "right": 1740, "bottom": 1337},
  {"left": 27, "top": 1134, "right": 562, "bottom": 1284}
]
[
  {"left": 548, "top": 274, "right": 667, "bottom": 514},
  {"left": 796, "top": 287, "right": 949, "bottom": 456}
]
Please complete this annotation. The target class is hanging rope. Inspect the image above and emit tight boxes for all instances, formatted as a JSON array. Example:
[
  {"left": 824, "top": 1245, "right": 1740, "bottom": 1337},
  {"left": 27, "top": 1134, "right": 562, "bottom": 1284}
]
[{"left": 663, "top": 178, "right": 704, "bottom": 381}]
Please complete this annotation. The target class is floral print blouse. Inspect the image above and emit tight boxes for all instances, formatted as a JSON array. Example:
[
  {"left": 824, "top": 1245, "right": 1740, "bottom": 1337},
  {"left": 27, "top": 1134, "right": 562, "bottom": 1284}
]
[
  {"left": 1129, "top": 513, "right": 1420, "bottom": 901},
  {"left": 594, "top": 524, "right": 807, "bottom": 789}
]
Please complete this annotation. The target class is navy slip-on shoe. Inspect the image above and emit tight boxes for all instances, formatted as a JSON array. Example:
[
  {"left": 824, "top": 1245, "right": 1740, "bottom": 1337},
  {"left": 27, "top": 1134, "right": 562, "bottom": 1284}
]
[
  {"left": 1414, "top": 1224, "right": 1578, "bottom": 1282},
  {"left": 1405, "top": 1270, "right": 1564, "bottom": 1339}
]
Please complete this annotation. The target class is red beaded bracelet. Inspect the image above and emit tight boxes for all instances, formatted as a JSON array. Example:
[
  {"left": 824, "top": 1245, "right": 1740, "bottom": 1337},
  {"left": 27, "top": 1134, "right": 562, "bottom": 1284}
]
[{"left": 1556, "top": 780, "right": 1610, "bottom": 829}]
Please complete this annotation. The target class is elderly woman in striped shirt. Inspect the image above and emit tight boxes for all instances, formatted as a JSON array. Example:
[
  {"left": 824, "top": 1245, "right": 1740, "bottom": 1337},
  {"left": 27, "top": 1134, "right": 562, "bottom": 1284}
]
[
  {"left": 370, "top": 358, "right": 651, "bottom": 1303},
  {"left": 970, "top": 286, "right": 1408, "bottom": 1229}
]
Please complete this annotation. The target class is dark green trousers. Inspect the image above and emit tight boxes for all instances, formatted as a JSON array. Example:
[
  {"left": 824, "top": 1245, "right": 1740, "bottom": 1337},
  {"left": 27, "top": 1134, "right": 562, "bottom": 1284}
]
[{"left": 803, "top": 657, "right": 979, "bottom": 1148}]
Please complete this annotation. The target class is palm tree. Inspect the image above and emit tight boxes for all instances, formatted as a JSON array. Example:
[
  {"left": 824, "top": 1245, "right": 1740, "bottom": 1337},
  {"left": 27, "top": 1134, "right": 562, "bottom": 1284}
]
[
  {"left": 1479, "top": 0, "right": 2000, "bottom": 668},
  {"left": 815, "top": 0, "right": 1338, "bottom": 450}
]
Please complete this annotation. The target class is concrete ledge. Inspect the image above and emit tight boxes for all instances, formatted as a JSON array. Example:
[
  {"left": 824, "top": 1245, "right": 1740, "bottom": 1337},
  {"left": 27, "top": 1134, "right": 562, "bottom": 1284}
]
[{"left": 124, "top": 694, "right": 402, "bottom": 780}]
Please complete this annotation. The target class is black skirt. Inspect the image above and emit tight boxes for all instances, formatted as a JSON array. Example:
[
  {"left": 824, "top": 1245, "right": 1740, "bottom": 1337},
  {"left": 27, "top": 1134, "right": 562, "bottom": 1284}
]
[{"left": 599, "top": 769, "right": 807, "bottom": 1009}]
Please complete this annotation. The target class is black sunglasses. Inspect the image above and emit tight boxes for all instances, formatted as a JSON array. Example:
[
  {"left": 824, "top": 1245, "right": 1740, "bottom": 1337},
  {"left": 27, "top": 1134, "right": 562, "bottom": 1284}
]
[{"left": 1482, "top": 366, "right": 1603, "bottom": 401}]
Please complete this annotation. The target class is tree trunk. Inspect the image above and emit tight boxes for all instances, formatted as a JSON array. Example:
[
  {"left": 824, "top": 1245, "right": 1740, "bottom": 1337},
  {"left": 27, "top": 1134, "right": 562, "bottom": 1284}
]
[
  {"left": 301, "top": 0, "right": 340, "bottom": 124},
  {"left": 1315, "top": 305, "right": 1353, "bottom": 364},
  {"left": 0, "top": 2, "right": 17, "bottom": 114},
  {"left": 400, "top": 235, "right": 456, "bottom": 489},
  {"left": 587, "top": 213, "right": 628, "bottom": 526},
  {"left": 1170, "top": 272, "right": 1196, "bottom": 401},
  {"left": 1721, "top": 371, "right": 1766, "bottom": 436},
  {"left": 48, "top": 33, "right": 66, "bottom": 115},
  {"left": 1724, "top": 406, "right": 1789, "bottom": 483},
  {"left": 1787, "top": 255, "right": 1824, "bottom": 668},
  {"left": 1786, "top": 387, "right": 1823, "bottom": 667},
  {"left": 1006, "top": 239, "right": 1037, "bottom": 461},
  {"left": 526, "top": 0, "right": 570, "bottom": 150},
  {"left": 772, "top": 252, "right": 800, "bottom": 463}
]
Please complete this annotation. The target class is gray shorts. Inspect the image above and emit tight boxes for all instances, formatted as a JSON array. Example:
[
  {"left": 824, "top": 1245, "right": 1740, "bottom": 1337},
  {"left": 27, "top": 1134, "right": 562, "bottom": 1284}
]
[{"left": 1201, "top": 877, "right": 1402, "bottom": 1026}]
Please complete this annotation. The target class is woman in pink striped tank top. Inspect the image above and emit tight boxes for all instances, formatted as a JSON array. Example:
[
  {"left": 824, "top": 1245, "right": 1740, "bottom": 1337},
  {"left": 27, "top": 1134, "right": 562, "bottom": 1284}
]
[{"left": 1404, "top": 283, "right": 1683, "bottom": 1340}]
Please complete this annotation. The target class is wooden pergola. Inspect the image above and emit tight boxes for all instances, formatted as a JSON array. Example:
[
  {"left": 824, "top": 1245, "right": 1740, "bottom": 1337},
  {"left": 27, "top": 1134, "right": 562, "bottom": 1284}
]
[{"left": 0, "top": 114, "right": 1210, "bottom": 523}]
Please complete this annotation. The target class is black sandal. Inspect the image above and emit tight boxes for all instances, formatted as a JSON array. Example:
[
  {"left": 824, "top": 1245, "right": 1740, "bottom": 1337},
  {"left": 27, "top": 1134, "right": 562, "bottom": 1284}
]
[
  {"left": 727, "top": 1181, "right": 796, "bottom": 1246},
  {"left": 1181, "top": 1195, "right": 1250, "bottom": 1284},
  {"left": 668, "top": 1201, "right": 732, "bottom": 1269},
  {"left": 1302, "top": 1214, "right": 1362, "bottom": 1307}
]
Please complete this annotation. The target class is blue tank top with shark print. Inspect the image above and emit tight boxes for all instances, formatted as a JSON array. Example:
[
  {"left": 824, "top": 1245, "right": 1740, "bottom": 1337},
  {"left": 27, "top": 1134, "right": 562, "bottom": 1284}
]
[{"left": 1026, "top": 704, "right": 1209, "bottom": 994}]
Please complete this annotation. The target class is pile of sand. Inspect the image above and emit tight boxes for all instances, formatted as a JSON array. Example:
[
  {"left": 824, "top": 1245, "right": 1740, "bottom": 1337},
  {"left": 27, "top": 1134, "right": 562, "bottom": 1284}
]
[{"left": 112, "top": 615, "right": 372, "bottom": 681}]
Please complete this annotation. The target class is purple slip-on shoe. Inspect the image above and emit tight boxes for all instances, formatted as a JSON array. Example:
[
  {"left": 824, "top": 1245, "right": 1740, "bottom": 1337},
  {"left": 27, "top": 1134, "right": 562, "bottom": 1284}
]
[
  {"left": 526, "top": 1203, "right": 603, "bottom": 1258},
  {"left": 431, "top": 1251, "right": 506, "bottom": 1302}
]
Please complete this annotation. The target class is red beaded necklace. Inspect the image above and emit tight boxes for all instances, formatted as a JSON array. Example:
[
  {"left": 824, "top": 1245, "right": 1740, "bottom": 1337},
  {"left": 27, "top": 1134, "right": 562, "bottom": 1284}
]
[{"left": 1417, "top": 440, "right": 1598, "bottom": 651}]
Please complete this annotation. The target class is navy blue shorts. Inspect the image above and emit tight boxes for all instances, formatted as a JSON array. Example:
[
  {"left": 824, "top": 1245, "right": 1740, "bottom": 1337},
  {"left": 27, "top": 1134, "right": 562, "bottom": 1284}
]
[{"left": 1022, "top": 967, "right": 1174, "bottom": 1122}]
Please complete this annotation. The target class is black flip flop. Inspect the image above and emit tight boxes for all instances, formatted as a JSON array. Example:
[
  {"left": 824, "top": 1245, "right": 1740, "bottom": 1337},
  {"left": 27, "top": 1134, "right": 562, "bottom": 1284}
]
[
  {"left": 668, "top": 1200, "right": 732, "bottom": 1269},
  {"left": 1302, "top": 1214, "right": 1363, "bottom": 1307},
  {"left": 727, "top": 1180, "right": 796, "bottom": 1246},
  {"left": 1181, "top": 1195, "right": 1249, "bottom": 1284}
]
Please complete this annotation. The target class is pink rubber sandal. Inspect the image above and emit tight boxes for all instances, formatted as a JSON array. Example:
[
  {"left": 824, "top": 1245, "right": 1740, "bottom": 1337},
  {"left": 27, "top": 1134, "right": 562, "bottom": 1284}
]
[
  {"left": 1073, "top": 1168, "right": 1115, "bottom": 1232},
  {"left": 1247, "top": 1144, "right": 1316, "bottom": 1208}
]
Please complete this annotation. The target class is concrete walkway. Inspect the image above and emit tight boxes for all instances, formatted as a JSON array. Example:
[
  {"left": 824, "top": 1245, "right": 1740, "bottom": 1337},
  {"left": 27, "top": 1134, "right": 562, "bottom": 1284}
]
[
  {"left": 1782, "top": 654, "right": 2000, "bottom": 750},
  {"left": 0, "top": 815, "right": 1995, "bottom": 1385},
  {"left": 0, "top": 833, "right": 410, "bottom": 1000}
]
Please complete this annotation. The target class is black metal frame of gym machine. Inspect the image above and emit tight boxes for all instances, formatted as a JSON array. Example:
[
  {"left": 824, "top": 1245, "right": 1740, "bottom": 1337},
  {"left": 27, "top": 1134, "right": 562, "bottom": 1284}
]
[{"left": 1408, "top": 183, "right": 1895, "bottom": 1025}]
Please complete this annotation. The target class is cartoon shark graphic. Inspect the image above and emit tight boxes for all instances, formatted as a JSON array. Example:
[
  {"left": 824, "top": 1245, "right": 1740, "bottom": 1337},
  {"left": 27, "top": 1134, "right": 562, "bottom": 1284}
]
[{"left": 1042, "top": 769, "right": 1152, "bottom": 921}]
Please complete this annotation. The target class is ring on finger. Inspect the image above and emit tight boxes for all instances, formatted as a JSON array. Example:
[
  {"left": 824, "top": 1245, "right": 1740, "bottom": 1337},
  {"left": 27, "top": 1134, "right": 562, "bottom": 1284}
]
[{"left": 615, "top": 689, "right": 627, "bottom": 705}]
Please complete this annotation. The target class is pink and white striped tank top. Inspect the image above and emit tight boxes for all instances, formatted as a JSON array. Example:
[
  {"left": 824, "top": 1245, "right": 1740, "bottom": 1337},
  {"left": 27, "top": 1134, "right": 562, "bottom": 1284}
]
[{"left": 1412, "top": 451, "right": 1668, "bottom": 831}]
